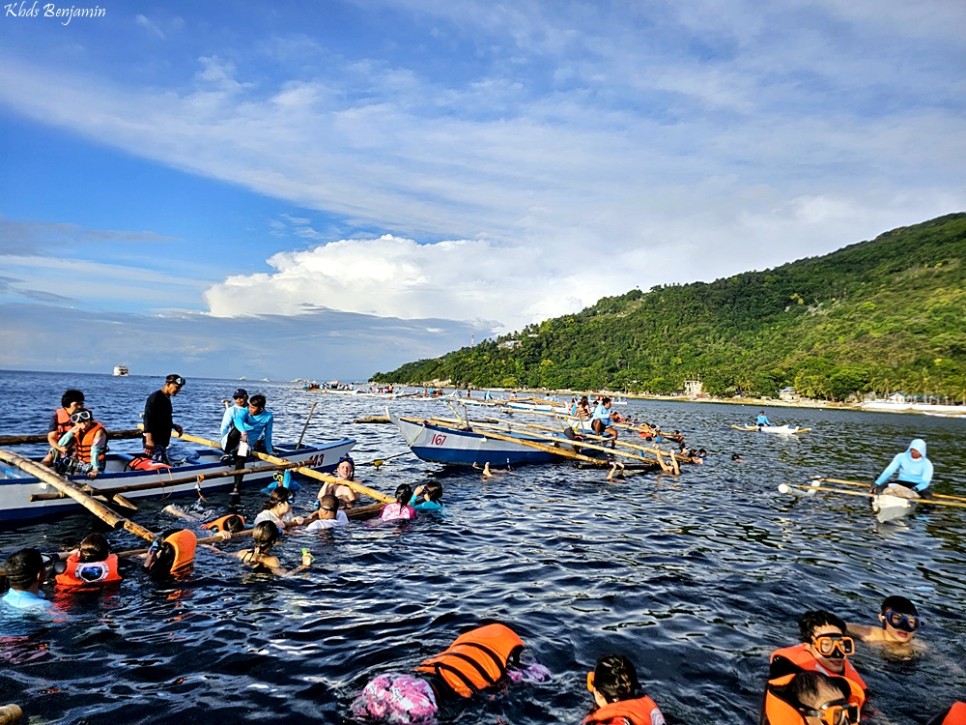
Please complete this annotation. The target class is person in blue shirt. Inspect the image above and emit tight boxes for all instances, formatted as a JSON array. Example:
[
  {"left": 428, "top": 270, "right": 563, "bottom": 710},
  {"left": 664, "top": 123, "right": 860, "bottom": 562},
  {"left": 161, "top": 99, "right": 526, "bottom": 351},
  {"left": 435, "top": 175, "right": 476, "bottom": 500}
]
[
  {"left": 591, "top": 397, "right": 620, "bottom": 447},
  {"left": 220, "top": 388, "right": 249, "bottom": 452},
  {"left": 410, "top": 479, "right": 444, "bottom": 513},
  {"left": 236, "top": 393, "right": 275, "bottom": 456},
  {"left": 873, "top": 438, "right": 934, "bottom": 498},
  {"left": 756, "top": 411, "right": 772, "bottom": 428},
  {"left": 1, "top": 548, "right": 52, "bottom": 612}
]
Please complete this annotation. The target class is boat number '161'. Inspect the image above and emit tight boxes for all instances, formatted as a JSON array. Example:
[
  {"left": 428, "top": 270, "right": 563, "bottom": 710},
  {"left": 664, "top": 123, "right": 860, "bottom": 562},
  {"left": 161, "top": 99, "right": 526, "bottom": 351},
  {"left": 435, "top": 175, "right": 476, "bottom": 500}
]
[{"left": 431, "top": 434, "right": 447, "bottom": 446}]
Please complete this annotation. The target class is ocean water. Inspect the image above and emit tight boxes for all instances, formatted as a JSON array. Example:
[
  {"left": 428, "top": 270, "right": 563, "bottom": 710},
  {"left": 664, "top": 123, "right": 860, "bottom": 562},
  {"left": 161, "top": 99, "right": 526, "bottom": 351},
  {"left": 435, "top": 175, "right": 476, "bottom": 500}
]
[{"left": 0, "top": 370, "right": 964, "bottom": 724}]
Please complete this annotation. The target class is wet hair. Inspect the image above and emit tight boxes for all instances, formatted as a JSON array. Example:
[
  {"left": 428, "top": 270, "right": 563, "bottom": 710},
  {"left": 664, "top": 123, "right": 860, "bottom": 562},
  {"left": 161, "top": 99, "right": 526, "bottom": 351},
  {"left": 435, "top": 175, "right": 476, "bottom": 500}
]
[
  {"left": 249, "top": 393, "right": 267, "bottom": 409},
  {"left": 251, "top": 521, "right": 280, "bottom": 555},
  {"left": 394, "top": 483, "right": 413, "bottom": 506},
  {"left": 881, "top": 595, "right": 917, "bottom": 616},
  {"left": 731, "top": 452, "right": 742, "bottom": 461},
  {"left": 422, "top": 480, "right": 443, "bottom": 503},
  {"left": 222, "top": 514, "right": 246, "bottom": 533},
  {"left": 146, "top": 529, "right": 178, "bottom": 578},
  {"left": 262, "top": 487, "right": 291, "bottom": 511},
  {"left": 78, "top": 533, "right": 111, "bottom": 563},
  {"left": 318, "top": 494, "right": 340, "bottom": 513},
  {"left": 698, "top": 449, "right": 707, "bottom": 457},
  {"left": 61, "top": 389, "right": 85, "bottom": 408},
  {"left": 798, "top": 610, "right": 847, "bottom": 642},
  {"left": 3, "top": 548, "right": 45, "bottom": 589},
  {"left": 592, "top": 653, "right": 641, "bottom": 704},
  {"left": 602, "top": 397, "right": 612, "bottom": 405},
  {"left": 787, "top": 671, "right": 850, "bottom": 707},
  {"left": 337, "top": 458, "right": 356, "bottom": 480}
]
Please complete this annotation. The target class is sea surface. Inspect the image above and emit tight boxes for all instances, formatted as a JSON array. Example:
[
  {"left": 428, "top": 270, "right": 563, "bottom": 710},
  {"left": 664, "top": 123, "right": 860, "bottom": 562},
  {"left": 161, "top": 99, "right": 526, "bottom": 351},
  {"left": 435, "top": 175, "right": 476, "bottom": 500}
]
[{"left": 0, "top": 371, "right": 964, "bottom": 724}]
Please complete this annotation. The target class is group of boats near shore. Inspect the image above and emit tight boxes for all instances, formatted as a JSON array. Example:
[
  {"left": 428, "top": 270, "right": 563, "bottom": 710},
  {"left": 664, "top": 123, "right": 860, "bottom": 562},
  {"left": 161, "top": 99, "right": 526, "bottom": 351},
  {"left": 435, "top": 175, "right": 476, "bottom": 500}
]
[{"left": 0, "top": 390, "right": 962, "bottom": 530}]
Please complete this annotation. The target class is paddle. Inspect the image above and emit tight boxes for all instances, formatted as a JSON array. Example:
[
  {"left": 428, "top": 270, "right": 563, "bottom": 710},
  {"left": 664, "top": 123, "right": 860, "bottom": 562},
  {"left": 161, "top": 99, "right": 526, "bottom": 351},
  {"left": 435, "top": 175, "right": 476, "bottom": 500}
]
[
  {"left": 0, "top": 448, "right": 156, "bottom": 542},
  {"left": 813, "top": 477, "right": 966, "bottom": 503},
  {"left": 295, "top": 401, "right": 318, "bottom": 450},
  {"left": 174, "top": 431, "right": 394, "bottom": 504}
]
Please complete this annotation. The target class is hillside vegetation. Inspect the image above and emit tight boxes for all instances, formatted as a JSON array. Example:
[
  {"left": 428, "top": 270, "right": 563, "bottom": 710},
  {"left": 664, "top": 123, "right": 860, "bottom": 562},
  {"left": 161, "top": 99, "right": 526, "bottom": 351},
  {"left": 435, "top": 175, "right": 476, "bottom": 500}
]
[{"left": 372, "top": 214, "right": 966, "bottom": 401}]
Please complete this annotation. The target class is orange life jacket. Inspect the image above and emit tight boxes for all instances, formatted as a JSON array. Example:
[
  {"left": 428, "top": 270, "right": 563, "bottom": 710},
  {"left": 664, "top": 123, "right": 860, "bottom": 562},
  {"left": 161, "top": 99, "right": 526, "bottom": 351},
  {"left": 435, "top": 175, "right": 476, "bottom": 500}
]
[
  {"left": 414, "top": 623, "right": 524, "bottom": 698},
  {"left": 55, "top": 553, "right": 122, "bottom": 588},
  {"left": 54, "top": 408, "right": 74, "bottom": 436},
  {"left": 163, "top": 529, "right": 197, "bottom": 574},
  {"left": 940, "top": 702, "right": 966, "bottom": 725},
  {"left": 202, "top": 514, "right": 246, "bottom": 533},
  {"left": 769, "top": 644, "right": 866, "bottom": 710},
  {"left": 583, "top": 695, "right": 664, "bottom": 725},
  {"left": 72, "top": 422, "right": 107, "bottom": 467}
]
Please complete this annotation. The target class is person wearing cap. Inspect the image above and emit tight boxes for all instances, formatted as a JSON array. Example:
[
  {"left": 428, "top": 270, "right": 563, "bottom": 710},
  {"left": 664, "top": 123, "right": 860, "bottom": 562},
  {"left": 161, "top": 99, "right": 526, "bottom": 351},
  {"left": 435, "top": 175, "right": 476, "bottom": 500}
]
[
  {"left": 1, "top": 548, "right": 53, "bottom": 612},
  {"left": 220, "top": 388, "right": 249, "bottom": 459},
  {"left": 54, "top": 407, "right": 109, "bottom": 479},
  {"left": 142, "top": 374, "right": 185, "bottom": 464},
  {"left": 41, "top": 388, "right": 86, "bottom": 467}
]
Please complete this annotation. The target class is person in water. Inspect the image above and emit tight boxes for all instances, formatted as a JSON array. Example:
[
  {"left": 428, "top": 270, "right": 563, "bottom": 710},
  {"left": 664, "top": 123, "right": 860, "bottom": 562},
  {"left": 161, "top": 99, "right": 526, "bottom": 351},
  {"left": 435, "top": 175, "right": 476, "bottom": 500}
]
[
  {"left": 236, "top": 521, "right": 313, "bottom": 577},
  {"left": 732, "top": 452, "right": 746, "bottom": 462},
  {"left": 582, "top": 652, "right": 666, "bottom": 725},
  {"left": 41, "top": 388, "right": 86, "bottom": 467},
  {"left": 54, "top": 407, "right": 109, "bottom": 479},
  {"left": 410, "top": 480, "right": 444, "bottom": 513},
  {"left": 304, "top": 494, "right": 349, "bottom": 531},
  {"left": 380, "top": 484, "right": 417, "bottom": 521},
  {"left": 756, "top": 411, "right": 772, "bottom": 428},
  {"left": 767, "top": 611, "right": 866, "bottom": 713},
  {"left": 316, "top": 456, "right": 359, "bottom": 509},
  {"left": 350, "top": 622, "right": 548, "bottom": 723},
  {"left": 762, "top": 670, "right": 860, "bottom": 725},
  {"left": 53, "top": 532, "right": 122, "bottom": 588},
  {"left": 254, "top": 487, "right": 304, "bottom": 531},
  {"left": 1, "top": 548, "right": 52, "bottom": 612},
  {"left": 144, "top": 529, "right": 198, "bottom": 580},
  {"left": 847, "top": 595, "right": 922, "bottom": 647},
  {"left": 873, "top": 438, "right": 933, "bottom": 498}
]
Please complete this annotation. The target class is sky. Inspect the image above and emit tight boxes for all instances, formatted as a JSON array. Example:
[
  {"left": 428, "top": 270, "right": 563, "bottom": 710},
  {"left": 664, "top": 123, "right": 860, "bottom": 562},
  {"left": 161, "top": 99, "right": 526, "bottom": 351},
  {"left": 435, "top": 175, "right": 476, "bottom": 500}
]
[{"left": 1, "top": 0, "right": 964, "bottom": 382}]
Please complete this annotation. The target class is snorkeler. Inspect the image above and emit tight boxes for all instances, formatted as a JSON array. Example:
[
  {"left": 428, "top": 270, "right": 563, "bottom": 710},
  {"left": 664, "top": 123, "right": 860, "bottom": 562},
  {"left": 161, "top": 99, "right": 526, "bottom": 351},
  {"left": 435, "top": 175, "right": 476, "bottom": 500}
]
[
  {"left": 847, "top": 595, "right": 922, "bottom": 647},
  {"left": 350, "top": 622, "right": 548, "bottom": 723}
]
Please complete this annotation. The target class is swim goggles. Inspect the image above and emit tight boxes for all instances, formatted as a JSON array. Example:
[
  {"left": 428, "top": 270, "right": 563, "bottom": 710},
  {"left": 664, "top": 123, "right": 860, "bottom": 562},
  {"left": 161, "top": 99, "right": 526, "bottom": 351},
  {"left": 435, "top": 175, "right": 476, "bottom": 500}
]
[
  {"left": 166, "top": 375, "right": 186, "bottom": 386},
  {"left": 70, "top": 410, "right": 92, "bottom": 423},
  {"left": 798, "top": 698, "right": 859, "bottom": 725},
  {"left": 883, "top": 609, "right": 920, "bottom": 632},
  {"left": 811, "top": 634, "right": 855, "bottom": 658}
]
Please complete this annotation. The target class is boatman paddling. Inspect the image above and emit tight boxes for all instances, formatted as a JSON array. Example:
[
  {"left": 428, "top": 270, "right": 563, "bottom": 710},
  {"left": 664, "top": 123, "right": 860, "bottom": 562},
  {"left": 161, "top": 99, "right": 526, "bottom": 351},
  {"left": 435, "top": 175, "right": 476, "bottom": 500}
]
[
  {"left": 756, "top": 411, "right": 772, "bottom": 429},
  {"left": 872, "top": 438, "right": 934, "bottom": 499}
]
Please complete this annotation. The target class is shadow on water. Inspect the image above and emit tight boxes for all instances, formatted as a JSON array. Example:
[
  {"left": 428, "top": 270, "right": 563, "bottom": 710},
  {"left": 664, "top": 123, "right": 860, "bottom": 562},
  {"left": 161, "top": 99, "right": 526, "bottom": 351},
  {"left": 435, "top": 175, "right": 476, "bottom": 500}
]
[{"left": 1, "top": 372, "right": 965, "bottom": 723}]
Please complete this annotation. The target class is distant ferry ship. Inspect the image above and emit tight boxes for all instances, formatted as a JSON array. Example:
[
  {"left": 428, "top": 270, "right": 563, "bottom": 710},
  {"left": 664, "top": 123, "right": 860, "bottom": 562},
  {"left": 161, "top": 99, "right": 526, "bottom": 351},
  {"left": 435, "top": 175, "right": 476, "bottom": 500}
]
[{"left": 113, "top": 365, "right": 129, "bottom": 377}]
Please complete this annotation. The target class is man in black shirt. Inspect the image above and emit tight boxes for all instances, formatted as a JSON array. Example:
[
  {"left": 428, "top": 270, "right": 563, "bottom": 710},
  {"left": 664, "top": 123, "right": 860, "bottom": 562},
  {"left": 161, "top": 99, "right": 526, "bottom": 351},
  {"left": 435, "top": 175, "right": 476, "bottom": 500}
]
[{"left": 143, "top": 374, "right": 185, "bottom": 464}]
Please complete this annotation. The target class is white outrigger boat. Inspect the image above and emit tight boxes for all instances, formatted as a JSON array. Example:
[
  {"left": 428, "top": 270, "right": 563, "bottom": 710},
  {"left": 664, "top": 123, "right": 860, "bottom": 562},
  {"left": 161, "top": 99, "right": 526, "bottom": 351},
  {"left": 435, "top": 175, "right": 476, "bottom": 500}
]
[
  {"left": 732, "top": 424, "right": 811, "bottom": 435},
  {"left": 0, "top": 438, "right": 354, "bottom": 524}
]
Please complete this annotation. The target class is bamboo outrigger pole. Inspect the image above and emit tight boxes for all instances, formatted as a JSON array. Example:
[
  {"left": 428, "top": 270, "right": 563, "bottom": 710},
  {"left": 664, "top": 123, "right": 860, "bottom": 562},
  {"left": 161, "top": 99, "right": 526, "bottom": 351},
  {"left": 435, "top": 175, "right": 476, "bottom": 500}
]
[
  {"left": 174, "top": 431, "right": 395, "bottom": 505},
  {"left": 0, "top": 449, "right": 156, "bottom": 542}
]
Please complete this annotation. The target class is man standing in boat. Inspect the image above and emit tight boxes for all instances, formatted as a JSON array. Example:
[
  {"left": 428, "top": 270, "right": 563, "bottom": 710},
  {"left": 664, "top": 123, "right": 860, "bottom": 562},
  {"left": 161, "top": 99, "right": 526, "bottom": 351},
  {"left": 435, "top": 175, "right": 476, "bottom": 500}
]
[
  {"left": 234, "top": 393, "right": 275, "bottom": 456},
  {"left": 142, "top": 374, "right": 185, "bottom": 465}
]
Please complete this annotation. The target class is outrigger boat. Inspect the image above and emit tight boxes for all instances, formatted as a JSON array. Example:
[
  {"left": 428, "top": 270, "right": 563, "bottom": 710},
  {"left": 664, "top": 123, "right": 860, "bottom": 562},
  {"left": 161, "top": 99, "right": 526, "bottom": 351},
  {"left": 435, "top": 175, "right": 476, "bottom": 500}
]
[
  {"left": 731, "top": 424, "right": 811, "bottom": 435},
  {"left": 0, "top": 437, "right": 355, "bottom": 524}
]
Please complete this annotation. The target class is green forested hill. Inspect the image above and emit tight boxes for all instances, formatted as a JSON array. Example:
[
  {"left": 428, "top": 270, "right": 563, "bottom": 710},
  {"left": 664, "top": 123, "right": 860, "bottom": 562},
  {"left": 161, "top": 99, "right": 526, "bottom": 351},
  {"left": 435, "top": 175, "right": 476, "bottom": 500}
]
[{"left": 373, "top": 214, "right": 966, "bottom": 400}]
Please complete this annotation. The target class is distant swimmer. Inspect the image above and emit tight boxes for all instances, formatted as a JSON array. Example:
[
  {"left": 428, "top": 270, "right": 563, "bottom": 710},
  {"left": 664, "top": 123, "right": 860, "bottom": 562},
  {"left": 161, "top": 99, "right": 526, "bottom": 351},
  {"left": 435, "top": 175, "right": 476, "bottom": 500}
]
[
  {"left": 873, "top": 439, "right": 934, "bottom": 498},
  {"left": 582, "top": 652, "right": 666, "bottom": 725}
]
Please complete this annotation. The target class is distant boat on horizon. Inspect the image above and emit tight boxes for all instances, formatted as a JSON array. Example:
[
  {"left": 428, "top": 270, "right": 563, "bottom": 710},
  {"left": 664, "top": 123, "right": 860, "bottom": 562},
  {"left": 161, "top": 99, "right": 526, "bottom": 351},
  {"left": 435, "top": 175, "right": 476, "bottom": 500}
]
[{"left": 113, "top": 365, "right": 129, "bottom": 377}]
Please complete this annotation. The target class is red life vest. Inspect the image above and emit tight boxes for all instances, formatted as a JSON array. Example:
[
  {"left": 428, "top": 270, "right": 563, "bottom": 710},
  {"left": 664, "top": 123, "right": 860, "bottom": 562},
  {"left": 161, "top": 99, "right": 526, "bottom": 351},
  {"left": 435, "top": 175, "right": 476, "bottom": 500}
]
[
  {"left": 55, "top": 553, "right": 122, "bottom": 588},
  {"left": 72, "top": 422, "right": 107, "bottom": 468},
  {"left": 202, "top": 514, "right": 246, "bottom": 533},
  {"left": 769, "top": 644, "right": 866, "bottom": 710},
  {"left": 414, "top": 623, "right": 524, "bottom": 698},
  {"left": 583, "top": 695, "right": 665, "bottom": 725}
]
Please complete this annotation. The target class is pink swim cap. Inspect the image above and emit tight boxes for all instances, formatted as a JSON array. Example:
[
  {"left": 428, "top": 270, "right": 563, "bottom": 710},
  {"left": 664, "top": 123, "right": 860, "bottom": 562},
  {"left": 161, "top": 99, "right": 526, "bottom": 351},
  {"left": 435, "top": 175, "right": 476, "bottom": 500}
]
[{"left": 350, "top": 672, "right": 438, "bottom": 723}]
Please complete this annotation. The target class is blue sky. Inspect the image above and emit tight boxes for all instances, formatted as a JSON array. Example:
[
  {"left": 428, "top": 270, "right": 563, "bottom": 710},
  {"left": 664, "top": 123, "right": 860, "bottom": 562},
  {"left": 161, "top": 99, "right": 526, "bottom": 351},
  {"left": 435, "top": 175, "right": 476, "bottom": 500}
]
[{"left": 1, "top": 0, "right": 964, "bottom": 381}]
